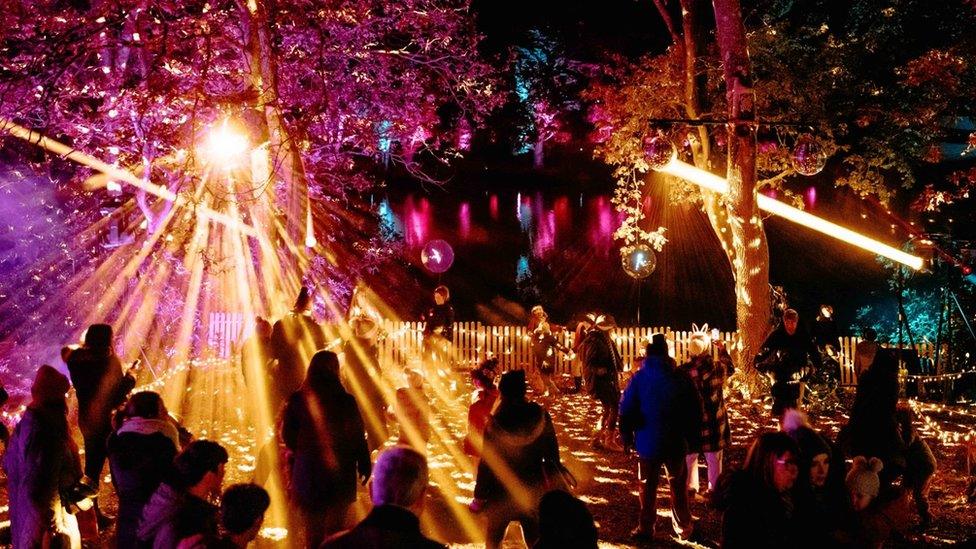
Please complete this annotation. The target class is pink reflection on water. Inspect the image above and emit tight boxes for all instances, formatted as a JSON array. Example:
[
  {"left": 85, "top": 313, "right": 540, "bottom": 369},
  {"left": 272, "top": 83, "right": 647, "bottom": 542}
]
[
  {"left": 403, "top": 195, "right": 430, "bottom": 247},
  {"left": 459, "top": 202, "right": 471, "bottom": 241},
  {"left": 533, "top": 193, "right": 556, "bottom": 258},
  {"left": 554, "top": 196, "right": 571, "bottom": 231},
  {"left": 489, "top": 194, "right": 499, "bottom": 220},
  {"left": 590, "top": 196, "right": 616, "bottom": 256}
]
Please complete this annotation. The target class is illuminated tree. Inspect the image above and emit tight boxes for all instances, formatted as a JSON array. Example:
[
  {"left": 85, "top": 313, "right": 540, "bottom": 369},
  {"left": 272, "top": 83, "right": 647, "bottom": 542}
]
[
  {"left": 587, "top": 0, "right": 976, "bottom": 371},
  {"left": 0, "top": 0, "right": 499, "bottom": 356}
]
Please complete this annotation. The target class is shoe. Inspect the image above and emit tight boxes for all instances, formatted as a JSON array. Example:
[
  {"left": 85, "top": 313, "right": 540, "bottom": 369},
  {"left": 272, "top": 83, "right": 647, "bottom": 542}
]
[{"left": 631, "top": 526, "right": 654, "bottom": 543}]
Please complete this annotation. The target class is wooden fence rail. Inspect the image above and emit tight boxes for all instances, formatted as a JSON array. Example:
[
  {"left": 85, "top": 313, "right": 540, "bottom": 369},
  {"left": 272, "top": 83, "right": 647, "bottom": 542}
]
[{"left": 205, "top": 314, "right": 937, "bottom": 387}]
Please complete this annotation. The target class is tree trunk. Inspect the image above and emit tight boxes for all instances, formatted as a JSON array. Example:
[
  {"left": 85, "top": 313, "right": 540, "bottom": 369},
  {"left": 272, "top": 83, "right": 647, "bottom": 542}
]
[{"left": 711, "top": 0, "right": 771, "bottom": 372}]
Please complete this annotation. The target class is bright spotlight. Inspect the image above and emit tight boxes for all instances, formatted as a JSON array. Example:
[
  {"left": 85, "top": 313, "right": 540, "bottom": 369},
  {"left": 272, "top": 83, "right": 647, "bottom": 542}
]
[
  {"left": 658, "top": 159, "right": 925, "bottom": 270},
  {"left": 205, "top": 119, "right": 249, "bottom": 166}
]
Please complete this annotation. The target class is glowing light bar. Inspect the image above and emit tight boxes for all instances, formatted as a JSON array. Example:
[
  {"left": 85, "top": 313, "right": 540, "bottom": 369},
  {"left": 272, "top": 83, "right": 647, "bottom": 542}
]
[{"left": 659, "top": 159, "right": 924, "bottom": 270}]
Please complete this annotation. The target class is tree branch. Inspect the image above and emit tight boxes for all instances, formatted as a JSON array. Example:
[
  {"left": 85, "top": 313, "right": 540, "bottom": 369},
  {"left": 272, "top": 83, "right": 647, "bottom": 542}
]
[{"left": 650, "top": 0, "right": 683, "bottom": 46}]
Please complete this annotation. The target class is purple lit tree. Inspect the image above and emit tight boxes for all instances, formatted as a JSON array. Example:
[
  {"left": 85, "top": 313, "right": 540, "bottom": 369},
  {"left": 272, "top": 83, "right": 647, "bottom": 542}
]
[{"left": 0, "top": 0, "right": 499, "bottom": 358}]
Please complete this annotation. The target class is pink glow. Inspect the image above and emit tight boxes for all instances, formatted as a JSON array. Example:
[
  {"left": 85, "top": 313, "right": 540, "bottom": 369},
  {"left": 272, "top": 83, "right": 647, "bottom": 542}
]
[
  {"left": 590, "top": 196, "right": 615, "bottom": 256},
  {"left": 489, "top": 194, "right": 499, "bottom": 220},
  {"left": 554, "top": 196, "right": 571, "bottom": 230},
  {"left": 805, "top": 186, "right": 817, "bottom": 208},
  {"left": 459, "top": 202, "right": 471, "bottom": 241},
  {"left": 404, "top": 195, "right": 430, "bottom": 247}
]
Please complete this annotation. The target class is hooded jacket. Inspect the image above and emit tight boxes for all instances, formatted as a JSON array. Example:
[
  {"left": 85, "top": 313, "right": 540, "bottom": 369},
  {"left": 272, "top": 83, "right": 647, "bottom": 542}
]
[{"left": 137, "top": 483, "right": 218, "bottom": 549}]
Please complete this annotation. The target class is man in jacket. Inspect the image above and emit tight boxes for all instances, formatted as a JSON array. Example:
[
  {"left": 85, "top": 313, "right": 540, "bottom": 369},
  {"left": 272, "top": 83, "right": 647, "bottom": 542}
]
[
  {"left": 620, "top": 334, "right": 704, "bottom": 542},
  {"left": 755, "top": 309, "right": 822, "bottom": 418},
  {"left": 323, "top": 446, "right": 446, "bottom": 548}
]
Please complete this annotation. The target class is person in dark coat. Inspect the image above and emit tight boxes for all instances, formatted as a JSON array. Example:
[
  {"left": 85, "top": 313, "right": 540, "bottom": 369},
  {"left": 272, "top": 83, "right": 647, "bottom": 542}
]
[
  {"left": 681, "top": 325, "right": 733, "bottom": 496},
  {"left": 108, "top": 392, "right": 181, "bottom": 549},
  {"left": 530, "top": 321, "right": 571, "bottom": 397},
  {"left": 619, "top": 334, "right": 703, "bottom": 541},
  {"left": 577, "top": 314, "right": 623, "bottom": 451},
  {"left": 840, "top": 348, "right": 904, "bottom": 486},
  {"left": 323, "top": 445, "right": 446, "bottom": 549},
  {"left": 715, "top": 432, "right": 800, "bottom": 549},
  {"left": 240, "top": 317, "right": 273, "bottom": 390},
  {"left": 472, "top": 370, "right": 561, "bottom": 549},
  {"left": 534, "top": 490, "right": 598, "bottom": 549},
  {"left": 421, "top": 285, "right": 454, "bottom": 367},
  {"left": 3, "top": 365, "right": 83, "bottom": 549},
  {"left": 342, "top": 315, "right": 389, "bottom": 452},
  {"left": 271, "top": 287, "right": 329, "bottom": 412},
  {"left": 280, "top": 350, "right": 372, "bottom": 548},
  {"left": 813, "top": 305, "right": 841, "bottom": 350},
  {"left": 63, "top": 323, "right": 137, "bottom": 522},
  {"left": 755, "top": 309, "right": 822, "bottom": 418},
  {"left": 137, "top": 440, "right": 227, "bottom": 549}
]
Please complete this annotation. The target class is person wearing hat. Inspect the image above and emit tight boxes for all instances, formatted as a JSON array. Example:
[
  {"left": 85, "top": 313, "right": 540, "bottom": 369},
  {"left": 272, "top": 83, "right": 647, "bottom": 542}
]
[
  {"left": 577, "top": 313, "right": 624, "bottom": 451},
  {"left": 3, "top": 365, "right": 83, "bottom": 549},
  {"left": 841, "top": 456, "right": 911, "bottom": 547},
  {"left": 781, "top": 410, "right": 847, "bottom": 547},
  {"left": 680, "top": 324, "right": 733, "bottom": 499},
  {"left": 619, "top": 334, "right": 703, "bottom": 542},
  {"left": 271, "top": 287, "right": 329, "bottom": 413},
  {"left": 63, "top": 323, "right": 137, "bottom": 528},
  {"left": 343, "top": 314, "right": 389, "bottom": 452},
  {"left": 471, "top": 370, "right": 561, "bottom": 549}
]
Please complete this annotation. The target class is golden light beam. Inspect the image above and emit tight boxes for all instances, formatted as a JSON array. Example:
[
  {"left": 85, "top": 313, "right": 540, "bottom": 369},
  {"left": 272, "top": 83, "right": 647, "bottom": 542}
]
[
  {"left": 658, "top": 159, "right": 925, "bottom": 270},
  {"left": 0, "top": 117, "right": 258, "bottom": 237}
]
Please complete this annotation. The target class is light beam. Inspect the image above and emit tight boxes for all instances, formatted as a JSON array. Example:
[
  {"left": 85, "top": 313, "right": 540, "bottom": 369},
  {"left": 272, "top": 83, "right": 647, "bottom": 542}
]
[{"left": 658, "top": 159, "right": 924, "bottom": 270}]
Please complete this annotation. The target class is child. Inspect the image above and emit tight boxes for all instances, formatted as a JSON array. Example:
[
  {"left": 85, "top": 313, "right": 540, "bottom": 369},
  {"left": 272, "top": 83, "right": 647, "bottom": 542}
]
[
  {"left": 394, "top": 369, "right": 432, "bottom": 454},
  {"left": 464, "top": 359, "right": 500, "bottom": 460},
  {"left": 842, "top": 456, "right": 911, "bottom": 548}
]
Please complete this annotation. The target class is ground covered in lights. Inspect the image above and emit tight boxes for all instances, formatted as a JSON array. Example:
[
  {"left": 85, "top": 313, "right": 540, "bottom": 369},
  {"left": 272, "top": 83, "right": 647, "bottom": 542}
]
[{"left": 2, "top": 363, "right": 975, "bottom": 548}]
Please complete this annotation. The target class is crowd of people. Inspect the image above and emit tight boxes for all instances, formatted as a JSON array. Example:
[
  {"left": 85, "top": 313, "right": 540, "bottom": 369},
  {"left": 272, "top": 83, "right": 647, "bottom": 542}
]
[{"left": 0, "top": 287, "right": 941, "bottom": 548}]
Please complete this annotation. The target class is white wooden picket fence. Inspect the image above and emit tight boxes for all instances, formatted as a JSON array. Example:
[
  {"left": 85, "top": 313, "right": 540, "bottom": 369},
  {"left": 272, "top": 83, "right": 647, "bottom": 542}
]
[{"left": 205, "top": 313, "right": 937, "bottom": 387}]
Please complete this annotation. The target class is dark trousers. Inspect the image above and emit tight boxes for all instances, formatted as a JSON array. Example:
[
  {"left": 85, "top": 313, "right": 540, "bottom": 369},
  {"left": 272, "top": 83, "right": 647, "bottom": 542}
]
[
  {"left": 638, "top": 454, "right": 694, "bottom": 537},
  {"left": 82, "top": 428, "right": 110, "bottom": 484},
  {"left": 485, "top": 498, "right": 539, "bottom": 549}
]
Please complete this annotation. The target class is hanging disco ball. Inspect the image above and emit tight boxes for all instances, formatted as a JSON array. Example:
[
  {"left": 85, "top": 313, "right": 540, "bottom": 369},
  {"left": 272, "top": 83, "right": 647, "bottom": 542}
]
[
  {"left": 791, "top": 135, "right": 828, "bottom": 176},
  {"left": 421, "top": 239, "right": 454, "bottom": 274},
  {"left": 622, "top": 245, "right": 657, "bottom": 279},
  {"left": 643, "top": 135, "right": 677, "bottom": 170}
]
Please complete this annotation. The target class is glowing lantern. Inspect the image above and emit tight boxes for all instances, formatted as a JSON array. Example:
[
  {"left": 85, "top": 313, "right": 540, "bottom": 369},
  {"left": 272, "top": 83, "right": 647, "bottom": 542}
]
[
  {"left": 622, "top": 245, "right": 656, "bottom": 279},
  {"left": 791, "top": 135, "right": 827, "bottom": 176},
  {"left": 421, "top": 239, "right": 454, "bottom": 274},
  {"left": 643, "top": 135, "right": 677, "bottom": 170}
]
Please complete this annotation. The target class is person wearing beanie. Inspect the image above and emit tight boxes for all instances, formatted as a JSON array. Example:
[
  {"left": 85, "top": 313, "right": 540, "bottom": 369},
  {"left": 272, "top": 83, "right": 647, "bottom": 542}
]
[
  {"left": 620, "top": 334, "right": 703, "bottom": 542},
  {"left": 840, "top": 456, "right": 912, "bottom": 548},
  {"left": 3, "top": 365, "right": 83, "bottom": 549},
  {"left": 680, "top": 324, "right": 734, "bottom": 498},
  {"left": 271, "top": 287, "right": 330, "bottom": 414},
  {"left": 472, "top": 370, "right": 562, "bottom": 549},
  {"left": 63, "top": 323, "right": 137, "bottom": 528},
  {"left": 782, "top": 410, "right": 847, "bottom": 547}
]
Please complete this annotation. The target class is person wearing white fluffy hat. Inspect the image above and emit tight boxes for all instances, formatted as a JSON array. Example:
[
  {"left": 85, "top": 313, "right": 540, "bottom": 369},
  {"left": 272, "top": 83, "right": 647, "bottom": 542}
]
[{"left": 680, "top": 323, "right": 734, "bottom": 499}]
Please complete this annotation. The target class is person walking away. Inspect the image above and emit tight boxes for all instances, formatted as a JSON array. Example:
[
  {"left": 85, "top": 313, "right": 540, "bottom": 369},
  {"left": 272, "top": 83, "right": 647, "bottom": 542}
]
[
  {"left": 342, "top": 314, "right": 389, "bottom": 453},
  {"left": 63, "top": 323, "right": 137, "bottom": 527},
  {"left": 137, "top": 440, "right": 228, "bottom": 549},
  {"left": 530, "top": 321, "right": 572, "bottom": 398},
  {"left": 680, "top": 325, "right": 733, "bottom": 499},
  {"left": 619, "top": 334, "right": 703, "bottom": 542},
  {"left": 271, "top": 287, "right": 329, "bottom": 413},
  {"left": 577, "top": 314, "right": 623, "bottom": 451},
  {"left": 714, "top": 432, "right": 801, "bottom": 548},
  {"left": 755, "top": 309, "right": 821, "bottom": 418},
  {"left": 421, "top": 286, "right": 455, "bottom": 369},
  {"left": 109, "top": 391, "right": 181, "bottom": 549},
  {"left": 279, "top": 351, "right": 371, "bottom": 548},
  {"left": 471, "top": 370, "right": 561, "bottom": 549},
  {"left": 3, "top": 365, "right": 83, "bottom": 549},
  {"left": 394, "top": 369, "right": 433, "bottom": 454},
  {"left": 323, "top": 446, "right": 447, "bottom": 548}
]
